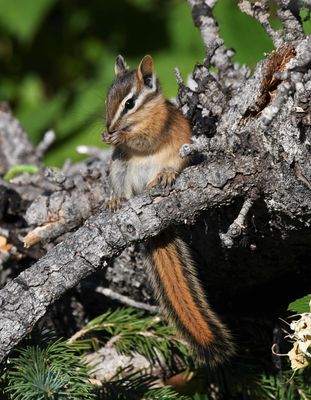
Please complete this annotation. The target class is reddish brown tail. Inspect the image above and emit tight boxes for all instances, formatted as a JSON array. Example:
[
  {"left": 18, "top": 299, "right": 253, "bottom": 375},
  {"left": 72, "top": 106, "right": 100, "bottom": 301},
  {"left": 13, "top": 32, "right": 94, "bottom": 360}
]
[{"left": 145, "top": 231, "right": 234, "bottom": 366}]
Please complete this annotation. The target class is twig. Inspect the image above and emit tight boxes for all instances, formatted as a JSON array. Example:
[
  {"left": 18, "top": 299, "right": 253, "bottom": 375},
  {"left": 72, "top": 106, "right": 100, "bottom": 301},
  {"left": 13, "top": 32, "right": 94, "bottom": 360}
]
[
  {"left": 220, "top": 192, "right": 259, "bottom": 248},
  {"left": 36, "top": 130, "right": 56, "bottom": 159},
  {"left": 188, "top": 0, "right": 231, "bottom": 71},
  {"left": 179, "top": 136, "right": 210, "bottom": 158},
  {"left": 277, "top": 0, "right": 305, "bottom": 43},
  {"left": 174, "top": 67, "right": 194, "bottom": 110},
  {"left": 297, "top": 387, "right": 309, "bottom": 400},
  {"left": 95, "top": 287, "right": 159, "bottom": 313}
]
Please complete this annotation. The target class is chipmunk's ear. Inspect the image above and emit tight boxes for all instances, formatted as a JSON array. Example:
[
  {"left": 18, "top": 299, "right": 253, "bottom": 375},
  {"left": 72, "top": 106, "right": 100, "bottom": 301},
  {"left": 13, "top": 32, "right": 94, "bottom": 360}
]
[
  {"left": 137, "top": 55, "right": 154, "bottom": 88},
  {"left": 115, "top": 55, "right": 129, "bottom": 77}
]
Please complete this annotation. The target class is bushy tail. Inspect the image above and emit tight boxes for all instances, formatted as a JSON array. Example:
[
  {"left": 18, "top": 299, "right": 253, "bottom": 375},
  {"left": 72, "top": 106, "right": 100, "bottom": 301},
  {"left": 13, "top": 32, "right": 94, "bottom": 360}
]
[{"left": 145, "top": 231, "right": 235, "bottom": 366}]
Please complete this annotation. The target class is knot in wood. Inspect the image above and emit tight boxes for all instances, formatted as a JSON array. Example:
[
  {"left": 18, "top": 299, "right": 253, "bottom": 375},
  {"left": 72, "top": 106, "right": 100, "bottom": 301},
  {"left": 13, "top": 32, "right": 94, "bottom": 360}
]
[
  {"left": 126, "top": 224, "right": 136, "bottom": 234},
  {"left": 117, "top": 208, "right": 142, "bottom": 241}
]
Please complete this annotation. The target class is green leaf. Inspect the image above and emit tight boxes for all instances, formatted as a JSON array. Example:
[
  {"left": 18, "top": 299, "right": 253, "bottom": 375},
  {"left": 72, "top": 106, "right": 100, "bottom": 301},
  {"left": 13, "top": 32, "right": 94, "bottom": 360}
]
[
  {"left": 0, "top": 0, "right": 54, "bottom": 42},
  {"left": 17, "top": 91, "right": 67, "bottom": 144},
  {"left": 18, "top": 75, "right": 45, "bottom": 109},
  {"left": 4, "top": 165, "right": 39, "bottom": 181},
  {"left": 55, "top": 82, "right": 103, "bottom": 138},
  {"left": 288, "top": 295, "right": 311, "bottom": 314},
  {"left": 300, "top": 7, "right": 311, "bottom": 34},
  {"left": 168, "top": 1, "right": 205, "bottom": 57},
  {"left": 43, "top": 111, "right": 106, "bottom": 167}
]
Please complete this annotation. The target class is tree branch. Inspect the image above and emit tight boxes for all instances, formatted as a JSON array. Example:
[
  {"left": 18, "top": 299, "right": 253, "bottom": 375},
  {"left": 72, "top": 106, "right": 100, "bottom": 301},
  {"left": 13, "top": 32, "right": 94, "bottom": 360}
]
[
  {"left": 0, "top": 158, "right": 254, "bottom": 362},
  {"left": 95, "top": 287, "right": 159, "bottom": 313}
]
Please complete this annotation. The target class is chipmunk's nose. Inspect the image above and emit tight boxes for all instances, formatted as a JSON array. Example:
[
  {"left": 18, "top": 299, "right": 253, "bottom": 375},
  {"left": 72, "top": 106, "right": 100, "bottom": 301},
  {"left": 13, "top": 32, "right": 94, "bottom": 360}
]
[{"left": 107, "top": 119, "right": 118, "bottom": 134}]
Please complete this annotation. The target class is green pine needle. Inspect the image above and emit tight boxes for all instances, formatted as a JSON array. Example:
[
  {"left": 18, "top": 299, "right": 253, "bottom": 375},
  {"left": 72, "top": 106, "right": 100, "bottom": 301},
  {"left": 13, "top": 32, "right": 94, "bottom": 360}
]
[
  {"left": 97, "top": 366, "right": 191, "bottom": 400},
  {"left": 3, "top": 307, "right": 311, "bottom": 400},
  {"left": 5, "top": 339, "right": 95, "bottom": 400},
  {"left": 71, "top": 308, "right": 191, "bottom": 367}
]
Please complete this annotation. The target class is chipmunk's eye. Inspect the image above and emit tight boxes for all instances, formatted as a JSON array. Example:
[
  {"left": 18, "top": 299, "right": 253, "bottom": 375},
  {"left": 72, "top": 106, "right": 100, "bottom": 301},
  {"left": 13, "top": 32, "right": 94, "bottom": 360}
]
[{"left": 124, "top": 97, "right": 135, "bottom": 110}]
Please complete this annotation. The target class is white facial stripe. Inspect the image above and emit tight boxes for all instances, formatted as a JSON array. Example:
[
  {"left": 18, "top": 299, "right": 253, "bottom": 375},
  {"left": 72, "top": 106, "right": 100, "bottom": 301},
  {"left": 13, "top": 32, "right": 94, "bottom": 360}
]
[
  {"left": 126, "top": 74, "right": 158, "bottom": 116},
  {"left": 151, "top": 73, "right": 157, "bottom": 91},
  {"left": 110, "top": 88, "right": 136, "bottom": 129},
  {"left": 109, "top": 74, "right": 158, "bottom": 128},
  {"left": 130, "top": 89, "right": 147, "bottom": 112}
]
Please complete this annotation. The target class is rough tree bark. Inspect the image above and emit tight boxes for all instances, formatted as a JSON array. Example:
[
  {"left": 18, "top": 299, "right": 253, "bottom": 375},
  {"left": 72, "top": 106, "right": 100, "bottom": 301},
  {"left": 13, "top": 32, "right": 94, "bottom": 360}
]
[{"left": 0, "top": 0, "right": 311, "bottom": 363}]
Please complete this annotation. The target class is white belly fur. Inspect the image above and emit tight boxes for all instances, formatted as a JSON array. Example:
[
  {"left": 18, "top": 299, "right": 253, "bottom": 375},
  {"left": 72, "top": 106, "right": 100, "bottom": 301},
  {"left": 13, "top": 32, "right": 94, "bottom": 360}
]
[
  {"left": 110, "top": 145, "right": 182, "bottom": 198},
  {"left": 127, "top": 155, "right": 163, "bottom": 196}
]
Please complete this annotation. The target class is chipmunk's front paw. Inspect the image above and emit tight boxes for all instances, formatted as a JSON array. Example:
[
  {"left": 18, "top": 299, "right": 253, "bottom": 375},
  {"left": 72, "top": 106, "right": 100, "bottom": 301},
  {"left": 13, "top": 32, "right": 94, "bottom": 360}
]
[
  {"left": 101, "top": 130, "right": 126, "bottom": 145},
  {"left": 147, "top": 169, "right": 177, "bottom": 191},
  {"left": 106, "top": 197, "right": 127, "bottom": 211}
]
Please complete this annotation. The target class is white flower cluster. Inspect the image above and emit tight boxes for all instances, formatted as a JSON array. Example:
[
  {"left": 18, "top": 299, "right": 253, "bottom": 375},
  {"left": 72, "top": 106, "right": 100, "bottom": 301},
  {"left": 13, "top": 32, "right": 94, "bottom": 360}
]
[{"left": 287, "top": 301, "right": 311, "bottom": 370}]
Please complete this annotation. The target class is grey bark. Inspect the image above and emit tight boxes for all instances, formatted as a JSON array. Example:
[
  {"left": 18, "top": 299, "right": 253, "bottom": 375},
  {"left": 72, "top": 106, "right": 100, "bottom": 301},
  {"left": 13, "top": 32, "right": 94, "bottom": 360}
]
[
  {"left": 0, "top": 0, "right": 311, "bottom": 362},
  {"left": 0, "top": 157, "right": 252, "bottom": 362}
]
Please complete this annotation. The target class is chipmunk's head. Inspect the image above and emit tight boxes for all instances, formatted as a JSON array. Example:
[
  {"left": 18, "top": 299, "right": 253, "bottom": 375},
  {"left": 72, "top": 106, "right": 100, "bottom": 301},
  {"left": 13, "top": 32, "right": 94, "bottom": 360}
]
[{"left": 105, "top": 55, "right": 162, "bottom": 137}]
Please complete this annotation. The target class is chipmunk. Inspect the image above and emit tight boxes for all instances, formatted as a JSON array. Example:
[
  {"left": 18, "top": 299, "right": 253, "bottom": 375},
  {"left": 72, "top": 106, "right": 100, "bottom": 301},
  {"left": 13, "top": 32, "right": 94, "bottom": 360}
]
[{"left": 102, "top": 55, "right": 234, "bottom": 365}]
